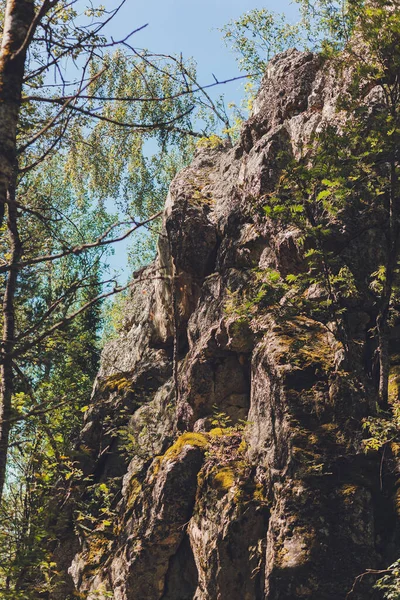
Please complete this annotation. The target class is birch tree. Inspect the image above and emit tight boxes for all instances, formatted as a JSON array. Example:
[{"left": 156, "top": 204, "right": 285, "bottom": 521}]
[{"left": 0, "top": 0, "right": 240, "bottom": 506}]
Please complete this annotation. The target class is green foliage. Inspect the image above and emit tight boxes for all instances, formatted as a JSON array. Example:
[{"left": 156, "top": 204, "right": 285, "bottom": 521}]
[
  {"left": 254, "top": 0, "right": 400, "bottom": 349},
  {"left": 211, "top": 406, "right": 232, "bottom": 429},
  {"left": 296, "top": 0, "right": 362, "bottom": 51},
  {"left": 362, "top": 401, "right": 400, "bottom": 453},
  {"left": 239, "top": 5, "right": 400, "bottom": 594},
  {"left": 374, "top": 560, "right": 400, "bottom": 600},
  {"left": 0, "top": 2, "right": 245, "bottom": 596},
  {"left": 220, "top": 0, "right": 365, "bottom": 121},
  {"left": 63, "top": 51, "right": 197, "bottom": 210},
  {"left": 222, "top": 0, "right": 364, "bottom": 79},
  {"left": 224, "top": 268, "right": 287, "bottom": 322},
  {"left": 75, "top": 479, "right": 118, "bottom": 539},
  {"left": 220, "top": 9, "right": 302, "bottom": 82},
  {"left": 0, "top": 26, "right": 248, "bottom": 591},
  {"left": 0, "top": 269, "right": 103, "bottom": 597},
  {"left": 1, "top": 1, "right": 399, "bottom": 596}
]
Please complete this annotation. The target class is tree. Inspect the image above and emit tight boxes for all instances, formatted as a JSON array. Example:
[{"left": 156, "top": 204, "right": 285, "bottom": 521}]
[
  {"left": 220, "top": 8, "right": 302, "bottom": 84},
  {"left": 0, "top": 0, "right": 247, "bottom": 511},
  {"left": 0, "top": 273, "right": 104, "bottom": 599},
  {"left": 278, "top": 0, "right": 400, "bottom": 408},
  {"left": 219, "top": 1, "right": 363, "bottom": 131},
  {"left": 224, "top": 2, "right": 399, "bottom": 596},
  {"left": 0, "top": 4, "right": 252, "bottom": 595}
]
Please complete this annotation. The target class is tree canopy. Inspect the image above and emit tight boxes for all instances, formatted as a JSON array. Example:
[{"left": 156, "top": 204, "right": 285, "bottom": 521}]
[{"left": 0, "top": 2, "right": 241, "bottom": 595}]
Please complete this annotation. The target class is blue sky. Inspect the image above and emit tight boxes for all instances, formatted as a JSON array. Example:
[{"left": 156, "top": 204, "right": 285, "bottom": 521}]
[
  {"left": 106, "top": 0, "right": 298, "bottom": 106},
  {"left": 99, "top": 0, "right": 299, "bottom": 278}
]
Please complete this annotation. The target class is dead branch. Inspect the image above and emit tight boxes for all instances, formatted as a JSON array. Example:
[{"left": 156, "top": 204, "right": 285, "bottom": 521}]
[{"left": 346, "top": 568, "right": 393, "bottom": 598}]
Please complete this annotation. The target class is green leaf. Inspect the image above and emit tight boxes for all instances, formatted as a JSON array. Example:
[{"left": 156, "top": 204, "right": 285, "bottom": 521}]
[{"left": 316, "top": 189, "right": 331, "bottom": 201}]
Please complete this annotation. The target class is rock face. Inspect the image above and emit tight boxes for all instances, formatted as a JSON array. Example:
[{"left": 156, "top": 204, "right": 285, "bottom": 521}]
[{"left": 64, "top": 49, "right": 399, "bottom": 600}]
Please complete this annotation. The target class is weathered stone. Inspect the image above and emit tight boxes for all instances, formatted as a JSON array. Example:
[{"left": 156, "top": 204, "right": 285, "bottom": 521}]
[{"left": 57, "top": 45, "right": 400, "bottom": 600}]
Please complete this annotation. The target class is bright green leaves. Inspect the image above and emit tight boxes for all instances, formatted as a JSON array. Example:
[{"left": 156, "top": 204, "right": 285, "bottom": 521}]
[
  {"left": 64, "top": 50, "right": 197, "bottom": 209},
  {"left": 296, "top": 0, "right": 362, "bottom": 51},
  {"left": 84, "top": 6, "right": 107, "bottom": 19},
  {"left": 330, "top": 266, "right": 359, "bottom": 300},
  {"left": 363, "top": 395, "right": 400, "bottom": 453},
  {"left": 220, "top": 0, "right": 366, "bottom": 88},
  {"left": 225, "top": 268, "right": 287, "bottom": 320},
  {"left": 356, "top": 1, "right": 400, "bottom": 80},
  {"left": 374, "top": 559, "right": 400, "bottom": 599},
  {"left": 370, "top": 266, "right": 387, "bottom": 294},
  {"left": 316, "top": 189, "right": 331, "bottom": 202},
  {"left": 257, "top": 0, "right": 400, "bottom": 418},
  {"left": 220, "top": 9, "right": 302, "bottom": 83}
]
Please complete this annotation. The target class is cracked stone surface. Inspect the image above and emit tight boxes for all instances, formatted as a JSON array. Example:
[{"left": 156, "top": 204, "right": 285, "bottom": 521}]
[{"left": 53, "top": 48, "right": 399, "bottom": 600}]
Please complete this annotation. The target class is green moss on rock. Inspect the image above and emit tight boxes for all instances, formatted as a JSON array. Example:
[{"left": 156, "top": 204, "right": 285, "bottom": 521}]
[
  {"left": 212, "top": 466, "right": 236, "bottom": 490},
  {"left": 126, "top": 477, "right": 143, "bottom": 510},
  {"left": 162, "top": 432, "right": 209, "bottom": 462},
  {"left": 101, "top": 373, "right": 134, "bottom": 394},
  {"left": 209, "top": 427, "right": 235, "bottom": 437}
]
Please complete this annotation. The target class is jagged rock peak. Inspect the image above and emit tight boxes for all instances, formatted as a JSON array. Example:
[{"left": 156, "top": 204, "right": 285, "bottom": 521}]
[{"left": 59, "top": 47, "right": 399, "bottom": 600}]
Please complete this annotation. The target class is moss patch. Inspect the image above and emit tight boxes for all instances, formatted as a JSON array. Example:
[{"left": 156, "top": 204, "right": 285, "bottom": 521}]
[
  {"left": 196, "top": 134, "right": 224, "bottom": 149},
  {"left": 126, "top": 476, "right": 143, "bottom": 510},
  {"left": 238, "top": 439, "right": 248, "bottom": 453},
  {"left": 388, "top": 364, "right": 400, "bottom": 403},
  {"left": 162, "top": 432, "right": 209, "bottom": 462},
  {"left": 101, "top": 373, "right": 134, "bottom": 394},
  {"left": 253, "top": 482, "right": 269, "bottom": 505},
  {"left": 151, "top": 455, "right": 163, "bottom": 478},
  {"left": 270, "top": 317, "right": 336, "bottom": 374},
  {"left": 212, "top": 466, "right": 236, "bottom": 490},
  {"left": 209, "top": 427, "right": 235, "bottom": 437},
  {"left": 339, "top": 484, "right": 359, "bottom": 505}
]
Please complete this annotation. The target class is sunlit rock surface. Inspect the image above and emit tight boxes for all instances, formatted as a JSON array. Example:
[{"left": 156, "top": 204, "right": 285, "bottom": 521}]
[{"left": 57, "top": 48, "right": 399, "bottom": 600}]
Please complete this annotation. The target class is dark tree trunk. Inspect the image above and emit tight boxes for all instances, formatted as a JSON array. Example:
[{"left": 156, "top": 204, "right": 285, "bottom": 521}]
[
  {"left": 377, "top": 157, "right": 399, "bottom": 410},
  {"left": 0, "top": 0, "right": 35, "bottom": 227},
  {"left": 0, "top": 173, "right": 21, "bottom": 500},
  {"left": 377, "top": 313, "right": 390, "bottom": 410}
]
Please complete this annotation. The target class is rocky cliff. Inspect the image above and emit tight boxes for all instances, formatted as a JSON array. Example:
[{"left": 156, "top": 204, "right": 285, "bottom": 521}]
[{"left": 61, "top": 49, "right": 399, "bottom": 599}]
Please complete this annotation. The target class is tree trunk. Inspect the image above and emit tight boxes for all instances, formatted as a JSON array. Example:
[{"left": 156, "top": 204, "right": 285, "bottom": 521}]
[
  {"left": 0, "top": 0, "right": 35, "bottom": 227},
  {"left": 377, "top": 314, "right": 390, "bottom": 410},
  {"left": 376, "top": 158, "right": 399, "bottom": 411},
  {"left": 0, "top": 172, "right": 22, "bottom": 501}
]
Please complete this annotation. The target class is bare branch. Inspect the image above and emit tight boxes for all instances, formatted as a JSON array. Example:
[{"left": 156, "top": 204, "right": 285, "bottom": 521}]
[
  {"left": 17, "top": 67, "right": 107, "bottom": 155},
  {"left": 23, "top": 74, "right": 252, "bottom": 104},
  {"left": 24, "top": 100, "right": 196, "bottom": 133},
  {"left": 11, "top": 281, "right": 131, "bottom": 360},
  {"left": 0, "top": 211, "right": 163, "bottom": 274},
  {"left": 17, "top": 109, "right": 73, "bottom": 174},
  {"left": 14, "top": 273, "right": 99, "bottom": 343},
  {"left": 346, "top": 568, "right": 392, "bottom": 598}
]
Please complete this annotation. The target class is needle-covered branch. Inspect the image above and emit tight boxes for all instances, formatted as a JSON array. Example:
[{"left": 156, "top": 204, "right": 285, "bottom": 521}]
[{"left": 9, "top": 279, "right": 130, "bottom": 361}]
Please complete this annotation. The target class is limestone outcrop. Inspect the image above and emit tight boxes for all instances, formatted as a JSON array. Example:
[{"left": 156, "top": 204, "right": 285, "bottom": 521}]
[{"left": 60, "top": 49, "right": 399, "bottom": 600}]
